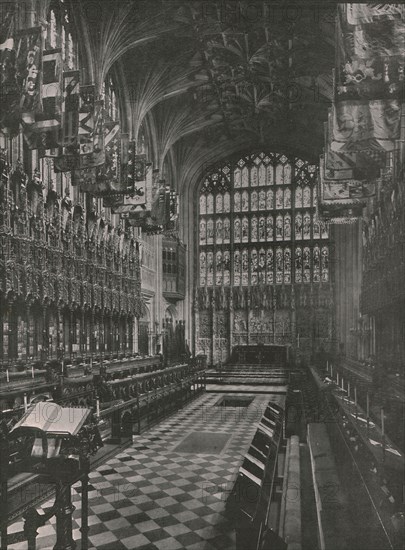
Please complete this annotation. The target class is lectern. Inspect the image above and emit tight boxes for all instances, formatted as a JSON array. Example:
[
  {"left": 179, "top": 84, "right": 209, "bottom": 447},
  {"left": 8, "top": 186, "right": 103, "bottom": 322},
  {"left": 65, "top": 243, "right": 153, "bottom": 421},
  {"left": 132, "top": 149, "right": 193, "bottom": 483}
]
[{"left": 9, "top": 402, "right": 103, "bottom": 550}]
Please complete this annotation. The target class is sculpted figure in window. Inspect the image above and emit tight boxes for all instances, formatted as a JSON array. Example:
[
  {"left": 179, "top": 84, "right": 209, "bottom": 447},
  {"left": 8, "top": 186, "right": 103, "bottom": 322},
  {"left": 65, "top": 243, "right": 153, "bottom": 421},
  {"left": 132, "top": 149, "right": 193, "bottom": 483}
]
[
  {"left": 199, "top": 219, "right": 206, "bottom": 243},
  {"left": 241, "top": 191, "right": 249, "bottom": 211},
  {"left": 266, "top": 215, "right": 274, "bottom": 241},
  {"left": 266, "top": 188, "right": 274, "bottom": 209},
  {"left": 259, "top": 248, "right": 266, "bottom": 283},
  {"left": 234, "top": 218, "right": 241, "bottom": 242},
  {"left": 266, "top": 248, "right": 274, "bottom": 284},
  {"left": 251, "top": 216, "right": 258, "bottom": 241},
  {"left": 295, "top": 247, "right": 302, "bottom": 283},
  {"left": 234, "top": 250, "right": 241, "bottom": 285},
  {"left": 251, "top": 190, "right": 258, "bottom": 210},
  {"left": 216, "top": 219, "right": 223, "bottom": 243},
  {"left": 259, "top": 217, "right": 266, "bottom": 241},
  {"left": 303, "top": 212, "right": 311, "bottom": 239},
  {"left": 284, "top": 248, "right": 291, "bottom": 283},
  {"left": 303, "top": 247, "right": 311, "bottom": 283},
  {"left": 259, "top": 190, "right": 266, "bottom": 210},
  {"left": 242, "top": 217, "right": 249, "bottom": 242},
  {"left": 295, "top": 213, "right": 302, "bottom": 239}
]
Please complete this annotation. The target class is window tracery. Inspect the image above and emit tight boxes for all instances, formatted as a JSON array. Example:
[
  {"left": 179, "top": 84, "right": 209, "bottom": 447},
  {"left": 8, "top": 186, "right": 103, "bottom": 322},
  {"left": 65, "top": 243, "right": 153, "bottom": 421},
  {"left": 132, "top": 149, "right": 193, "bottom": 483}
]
[{"left": 198, "top": 152, "right": 329, "bottom": 287}]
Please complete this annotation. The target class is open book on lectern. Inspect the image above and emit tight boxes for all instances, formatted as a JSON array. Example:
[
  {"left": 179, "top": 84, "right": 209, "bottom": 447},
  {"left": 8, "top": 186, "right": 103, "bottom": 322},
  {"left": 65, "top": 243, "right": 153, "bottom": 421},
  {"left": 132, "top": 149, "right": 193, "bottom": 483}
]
[{"left": 11, "top": 402, "right": 91, "bottom": 436}]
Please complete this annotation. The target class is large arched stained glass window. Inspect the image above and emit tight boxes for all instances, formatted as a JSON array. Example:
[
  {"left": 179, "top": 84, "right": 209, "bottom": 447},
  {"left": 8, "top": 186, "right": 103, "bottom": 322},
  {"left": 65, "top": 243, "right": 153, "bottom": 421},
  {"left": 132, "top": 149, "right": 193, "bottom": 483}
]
[{"left": 198, "top": 152, "right": 329, "bottom": 287}]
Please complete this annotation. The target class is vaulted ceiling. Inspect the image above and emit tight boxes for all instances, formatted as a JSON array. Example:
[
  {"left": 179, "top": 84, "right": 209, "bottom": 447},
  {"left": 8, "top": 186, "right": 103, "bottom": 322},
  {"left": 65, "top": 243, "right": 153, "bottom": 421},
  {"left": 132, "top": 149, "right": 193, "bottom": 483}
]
[{"left": 74, "top": 0, "right": 337, "bottom": 192}]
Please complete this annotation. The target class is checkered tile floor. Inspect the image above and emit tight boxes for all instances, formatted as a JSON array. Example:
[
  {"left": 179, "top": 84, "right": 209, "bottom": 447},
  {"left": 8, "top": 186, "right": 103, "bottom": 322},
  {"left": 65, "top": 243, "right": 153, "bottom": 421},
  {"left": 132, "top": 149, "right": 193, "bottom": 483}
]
[{"left": 8, "top": 393, "right": 276, "bottom": 550}]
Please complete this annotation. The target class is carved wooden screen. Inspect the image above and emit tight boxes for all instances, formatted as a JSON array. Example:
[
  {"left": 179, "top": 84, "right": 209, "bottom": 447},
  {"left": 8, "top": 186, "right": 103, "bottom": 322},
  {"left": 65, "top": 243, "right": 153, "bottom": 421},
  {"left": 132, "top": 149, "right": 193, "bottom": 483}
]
[{"left": 198, "top": 153, "right": 329, "bottom": 288}]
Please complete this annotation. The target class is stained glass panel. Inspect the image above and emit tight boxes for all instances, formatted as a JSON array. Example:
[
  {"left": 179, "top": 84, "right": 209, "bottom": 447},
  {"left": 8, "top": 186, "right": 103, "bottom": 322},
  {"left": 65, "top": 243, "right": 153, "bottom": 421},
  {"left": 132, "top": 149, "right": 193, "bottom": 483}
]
[
  {"left": 259, "top": 217, "right": 266, "bottom": 241},
  {"left": 303, "top": 212, "right": 311, "bottom": 240},
  {"left": 313, "top": 221, "right": 320, "bottom": 239},
  {"left": 200, "top": 252, "right": 206, "bottom": 286},
  {"left": 284, "top": 214, "right": 291, "bottom": 240},
  {"left": 251, "top": 166, "right": 258, "bottom": 187},
  {"left": 276, "top": 187, "right": 283, "bottom": 209},
  {"left": 259, "top": 190, "right": 266, "bottom": 210},
  {"left": 295, "top": 213, "right": 302, "bottom": 240},
  {"left": 266, "top": 215, "right": 274, "bottom": 241},
  {"left": 283, "top": 163, "right": 292, "bottom": 185},
  {"left": 251, "top": 190, "right": 258, "bottom": 211},
  {"left": 199, "top": 219, "right": 206, "bottom": 244},
  {"left": 224, "top": 192, "right": 230, "bottom": 212},
  {"left": 295, "top": 247, "right": 302, "bottom": 283},
  {"left": 200, "top": 195, "right": 206, "bottom": 215},
  {"left": 251, "top": 216, "right": 258, "bottom": 242},
  {"left": 266, "top": 165, "right": 274, "bottom": 186},
  {"left": 242, "top": 217, "right": 249, "bottom": 242},
  {"left": 313, "top": 245, "right": 321, "bottom": 282},
  {"left": 276, "top": 214, "right": 283, "bottom": 241},
  {"left": 276, "top": 247, "right": 283, "bottom": 284},
  {"left": 284, "top": 187, "right": 291, "bottom": 209},
  {"left": 284, "top": 247, "right": 291, "bottom": 283},
  {"left": 207, "top": 252, "right": 214, "bottom": 286},
  {"left": 258, "top": 248, "right": 266, "bottom": 284},
  {"left": 234, "top": 191, "right": 241, "bottom": 212},
  {"left": 223, "top": 218, "right": 230, "bottom": 242},
  {"left": 266, "top": 188, "right": 274, "bottom": 209},
  {"left": 215, "top": 219, "right": 223, "bottom": 244},
  {"left": 251, "top": 248, "right": 258, "bottom": 285},
  {"left": 295, "top": 186, "right": 302, "bottom": 208},
  {"left": 224, "top": 250, "right": 230, "bottom": 285},
  {"left": 234, "top": 250, "right": 241, "bottom": 285},
  {"left": 259, "top": 165, "right": 266, "bottom": 186},
  {"left": 207, "top": 193, "right": 214, "bottom": 213},
  {"left": 266, "top": 248, "right": 274, "bottom": 284},
  {"left": 303, "top": 186, "right": 311, "bottom": 207},
  {"left": 241, "top": 191, "right": 249, "bottom": 211},
  {"left": 216, "top": 194, "right": 223, "bottom": 213},
  {"left": 275, "top": 164, "right": 283, "bottom": 185},
  {"left": 207, "top": 219, "right": 214, "bottom": 244},
  {"left": 234, "top": 218, "right": 241, "bottom": 242},
  {"left": 303, "top": 247, "right": 311, "bottom": 283},
  {"left": 234, "top": 167, "right": 241, "bottom": 187},
  {"left": 321, "top": 246, "right": 329, "bottom": 281},
  {"left": 242, "top": 249, "right": 249, "bottom": 285},
  {"left": 241, "top": 166, "right": 249, "bottom": 187},
  {"left": 216, "top": 251, "right": 223, "bottom": 285}
]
